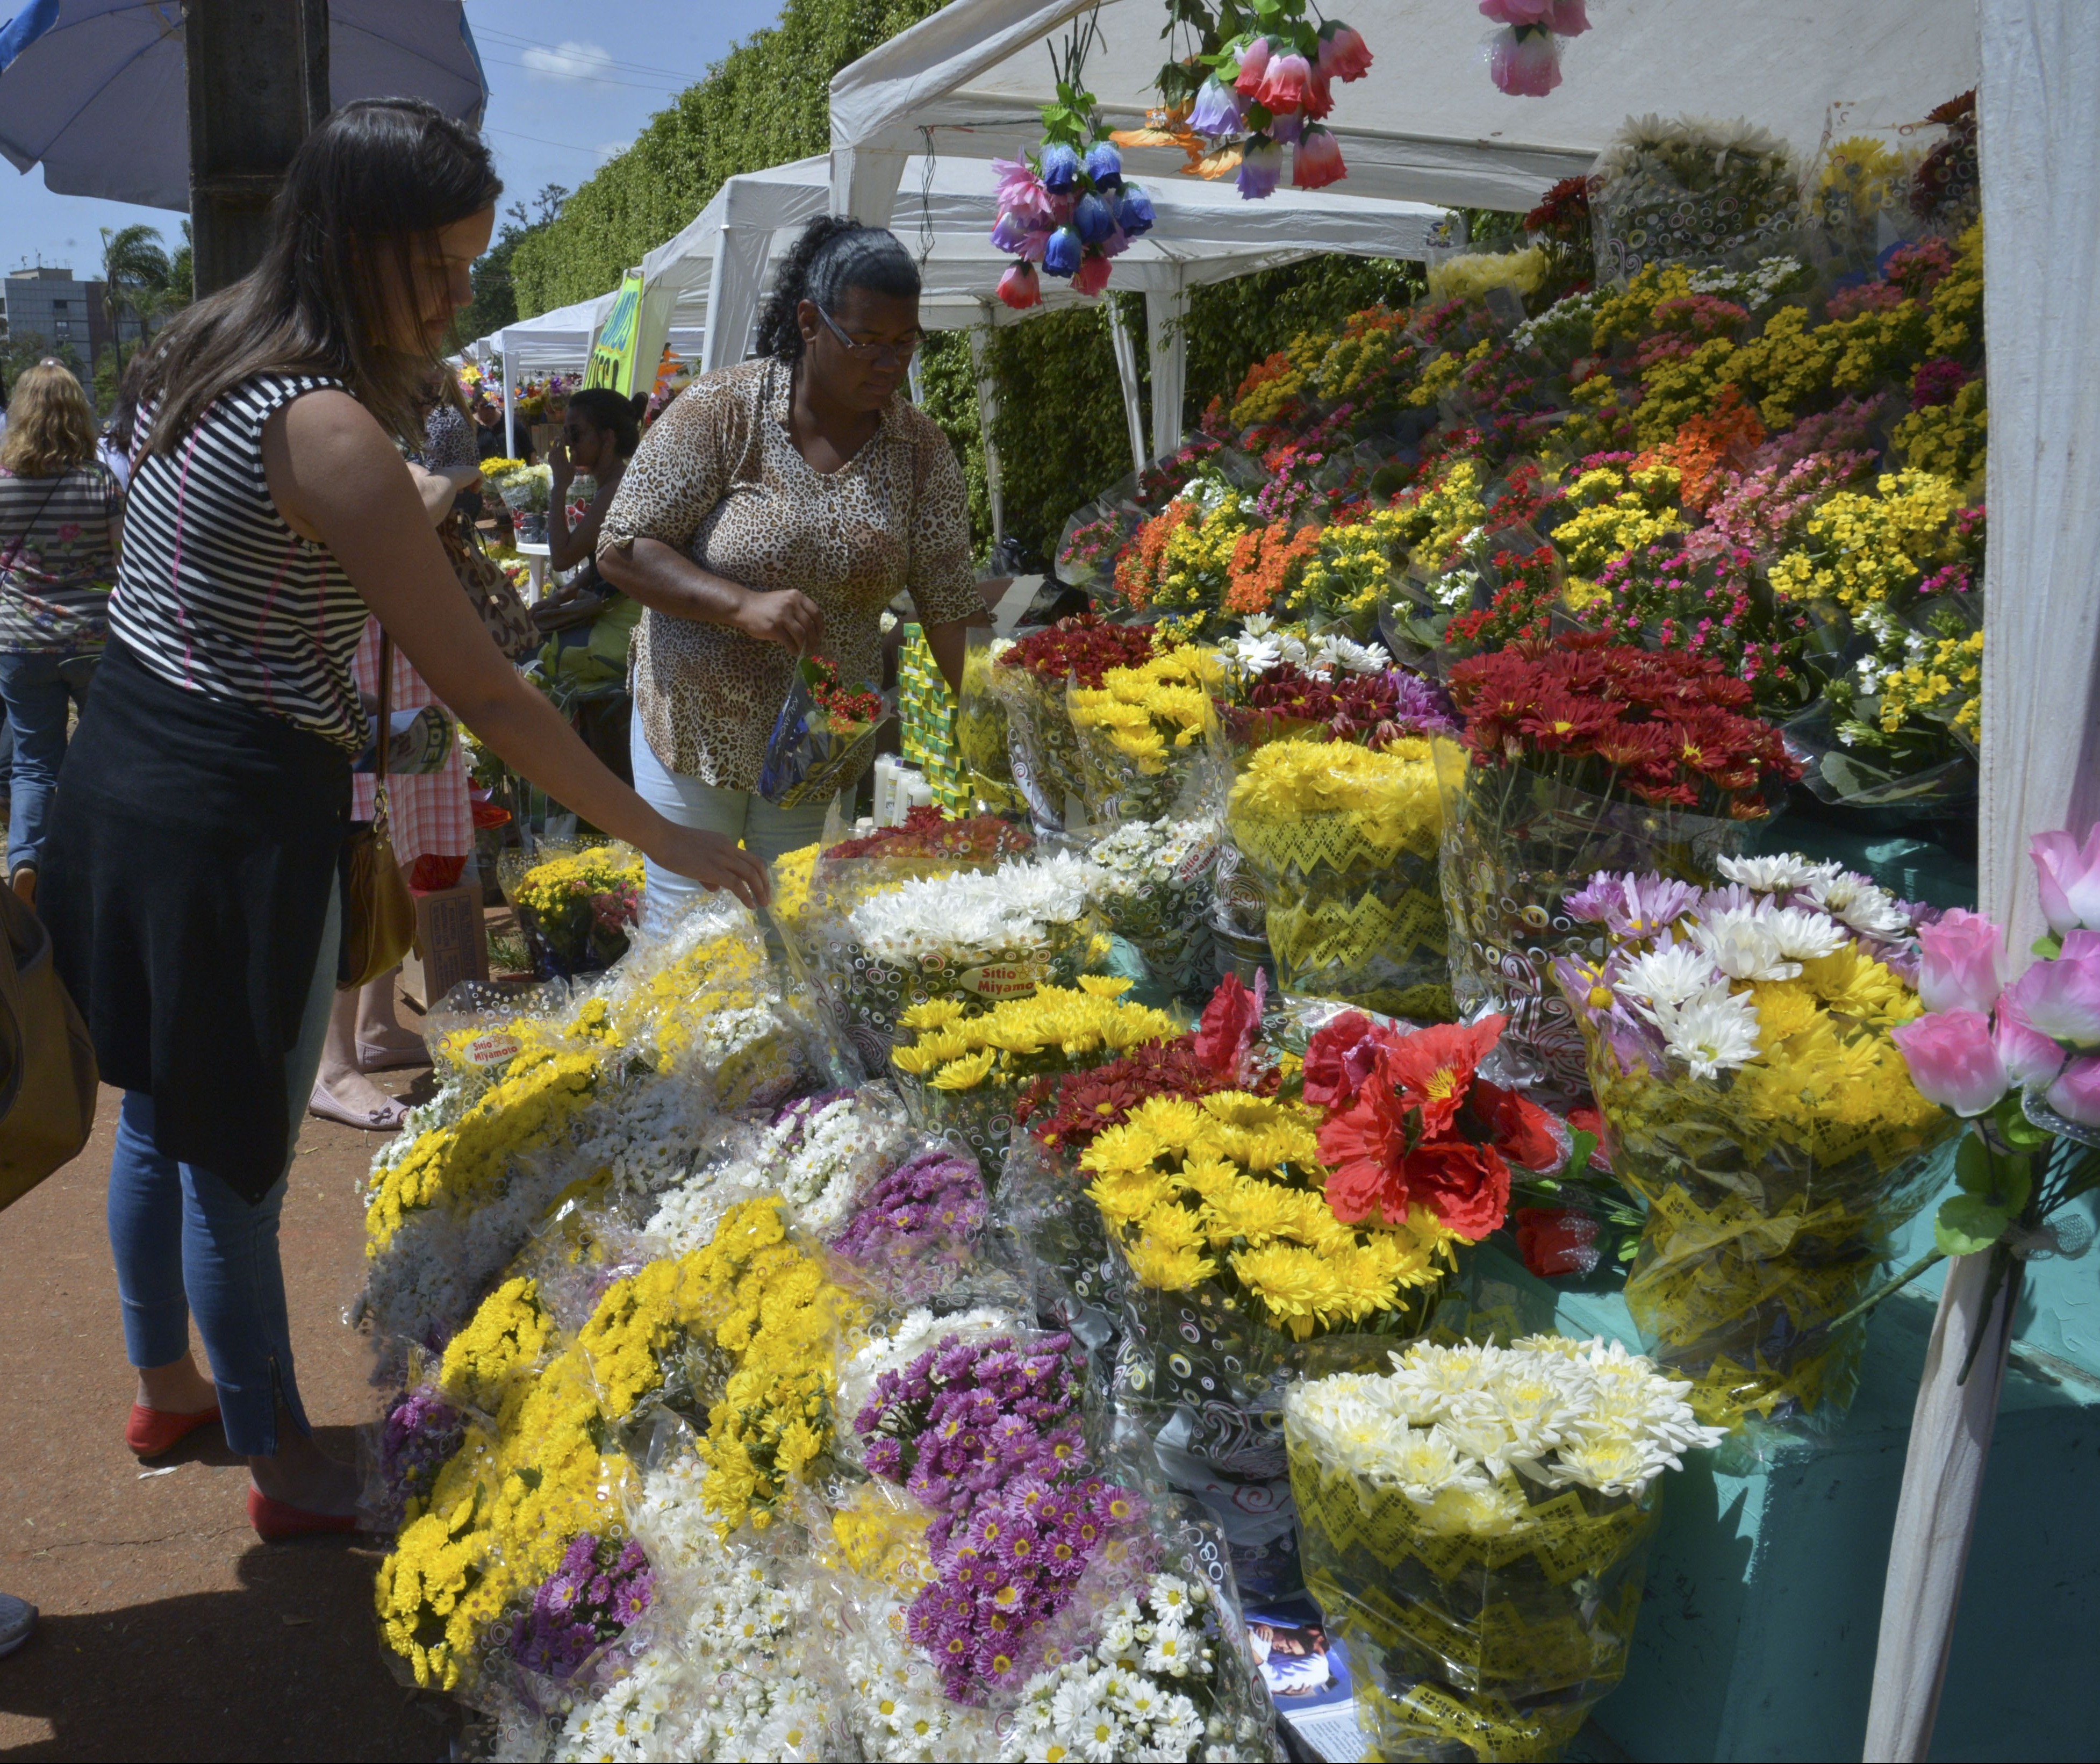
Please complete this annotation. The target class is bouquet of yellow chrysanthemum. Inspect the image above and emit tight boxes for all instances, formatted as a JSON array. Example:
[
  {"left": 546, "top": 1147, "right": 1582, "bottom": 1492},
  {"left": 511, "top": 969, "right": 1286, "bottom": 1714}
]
[
  {"left": 1553, "top": 855, "right": 1960, "bottom": 1431},
  {"left": 1084, "top": 1086, "right": 1461, "bottom": 1596},
  {"left": 1066, "top": 647, "right": 1228, "bottom": 826},
  {"left": 499, "top": 840, "right": 644, "bottom": 978},
  {"left": 1225, "top": 734, "right": 1455, "bottom": 1019},
  {"left": 887, "top": 977, "right": 1181, "bottom": 1174}
]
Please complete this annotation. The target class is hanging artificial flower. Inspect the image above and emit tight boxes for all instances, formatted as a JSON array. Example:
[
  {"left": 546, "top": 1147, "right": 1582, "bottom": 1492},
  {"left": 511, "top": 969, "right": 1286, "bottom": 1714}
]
[
  {"left": 988, "top": 18, "right": 1156, "bottom": 303},
  {"left": 1164, "top": 5, "right": 1373, "bottom": 200},
  {"left": 1481, "top": 0, "right": 1591, "bottom": 98}
]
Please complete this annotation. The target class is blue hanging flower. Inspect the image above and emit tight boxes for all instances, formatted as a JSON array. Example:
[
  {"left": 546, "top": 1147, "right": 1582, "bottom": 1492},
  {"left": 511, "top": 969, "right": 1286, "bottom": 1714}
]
[
  {"left": 1084, "top": 141, "right": 1123, "bottom": 189},
  {"left": 1040, "top": 142, "right": 1082, "bottom": 193},
  {"left": 1114, "top": 185, "right": 1156, "bottom": 238},
  {"left": 1073, "top": 192, "right": 1115, "bottom": 246},
  {"left": 1043, "top": 226, "right": 1084, "bottom": 277}
]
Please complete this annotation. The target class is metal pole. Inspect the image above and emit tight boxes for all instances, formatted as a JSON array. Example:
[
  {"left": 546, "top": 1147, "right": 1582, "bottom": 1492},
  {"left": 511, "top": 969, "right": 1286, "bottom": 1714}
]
[{"left": 184, "top": 0, "right": 329, "bottom": 298}]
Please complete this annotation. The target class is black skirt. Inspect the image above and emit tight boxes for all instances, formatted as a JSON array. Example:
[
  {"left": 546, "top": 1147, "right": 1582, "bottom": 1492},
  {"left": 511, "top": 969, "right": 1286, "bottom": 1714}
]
[{"left": 42, "top": 640, "right": 351, "bottom": 1203}]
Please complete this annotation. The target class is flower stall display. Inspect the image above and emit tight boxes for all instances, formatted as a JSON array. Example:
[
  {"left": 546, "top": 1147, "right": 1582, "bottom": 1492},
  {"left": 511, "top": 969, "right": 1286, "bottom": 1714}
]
[
  {"left": 992, "top": 614, "right": 1156, "bottom": 831},
  {"left": 1439, "top": 636, "right": 1800, "bottom": 1101},
  {"left": 1086, "top": 814, "right": 1222, "bottom": 1001},
  {"left": 1554, "top": 856, "right": 1959, "bottom": 1428},
  {"left": 1066, "top": 644, "right": 1229, "bottom": 825},
  {"left": 1285, "top": 1337, "right": 1724, "bottom": 1761},
  {"left": 758, "top": 655, "right": 890, "bottom": 809},
  {"left": 499, "top": 840, "right": 645, "bottom": 979},
  {"left": 1225, "top": 734, "right": 1454, "bottom": 1018},
  {"left": 1155, "top": 2, "right": 1375, "bottom": 198},
  {"left": 988, "top": 18, "right": 1156, "bottom": 310},
  {"left": 888, "top": 976, "right": 1181, "bottom": 1172},
  {"left": 1589, "top": 114, "right": 1801, "bottom": 282}
]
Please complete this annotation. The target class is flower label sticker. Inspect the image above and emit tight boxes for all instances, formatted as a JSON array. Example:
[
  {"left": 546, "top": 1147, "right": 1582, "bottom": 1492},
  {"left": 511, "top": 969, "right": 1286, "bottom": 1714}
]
[
  {"left": 959, "top": 960, "right": 1050, "bottom": 999},
  {"left": 463, "top": 1032, "right": 522, "bottom": 1068}
]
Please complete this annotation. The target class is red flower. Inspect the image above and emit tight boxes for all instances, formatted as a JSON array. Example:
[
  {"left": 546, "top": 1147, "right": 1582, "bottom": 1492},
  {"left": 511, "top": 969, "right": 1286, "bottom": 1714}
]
[
  {"left": 1301, "top": 1010, "right": 1378, "bottom": 1108},
  {"left": 1471, "top": 1077, "right": 1562, "bottom": 1172},
  {"left": 1372, "top": 1017, "right": 1505, "bottom": 1138},
  {"left": 1193, "top": 972, "right": 1264, "bottom": 1082},
  {"left": 1515, "top": 1207, "right": 1602, "bottom": 1278}
]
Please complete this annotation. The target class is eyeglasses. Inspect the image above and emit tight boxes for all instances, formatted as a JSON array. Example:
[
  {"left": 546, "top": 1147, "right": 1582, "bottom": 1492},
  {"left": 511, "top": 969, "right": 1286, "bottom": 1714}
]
[{"left": 814, "top": 304, "right": 923, "bottom": 367}]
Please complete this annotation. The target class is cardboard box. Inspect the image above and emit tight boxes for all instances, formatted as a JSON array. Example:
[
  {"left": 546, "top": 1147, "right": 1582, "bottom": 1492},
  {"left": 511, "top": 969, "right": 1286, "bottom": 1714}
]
[{"left": 400, "top": 883, "right": 490, "bottom": 1010}]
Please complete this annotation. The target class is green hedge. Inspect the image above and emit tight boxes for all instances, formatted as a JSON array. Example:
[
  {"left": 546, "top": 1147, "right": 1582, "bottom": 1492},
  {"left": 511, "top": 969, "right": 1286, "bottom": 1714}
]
[{"left": 510, "top": 0, "right": 949, "bottom": 314}]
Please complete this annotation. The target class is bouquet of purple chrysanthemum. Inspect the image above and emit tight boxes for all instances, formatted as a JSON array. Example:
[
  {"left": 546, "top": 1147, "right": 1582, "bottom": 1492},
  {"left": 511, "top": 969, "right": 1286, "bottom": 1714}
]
[
  {"left": 372, "top": 1385, "right": 466, "bottom": 1530},
  {"left": 833, "top": 1147, "right": 987, "bottom": 1262},
  {"left": 506, "top": 1533, "right": 655, "bottom": 1682}
]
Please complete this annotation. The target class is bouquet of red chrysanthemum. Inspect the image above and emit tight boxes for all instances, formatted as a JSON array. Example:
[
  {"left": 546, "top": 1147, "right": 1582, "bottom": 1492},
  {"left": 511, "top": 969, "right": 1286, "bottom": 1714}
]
[
  {"left": 1435, "top": 633, "right": 1797, "bottom": 1099},
  {"left": 1305, "top": 1011, "right": 1565, "bottom": 1240},
  {"left": 758, "top": 655, "right": 891, "bottom": 807}
]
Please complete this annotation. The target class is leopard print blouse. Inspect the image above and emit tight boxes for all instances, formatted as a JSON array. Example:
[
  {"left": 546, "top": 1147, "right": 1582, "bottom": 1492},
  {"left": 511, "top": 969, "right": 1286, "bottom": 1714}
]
[{"left": 597, "top": 358, "right": 979, "bottom": 790}]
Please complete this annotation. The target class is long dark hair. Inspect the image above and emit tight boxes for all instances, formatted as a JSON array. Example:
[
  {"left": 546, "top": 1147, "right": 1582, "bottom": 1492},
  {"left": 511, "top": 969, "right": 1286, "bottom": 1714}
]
[
  {"left": 753, "top": 217, "right": 920, "bottom": 366},
  {"left": 565, "top": 387, "right": 640, "bottom": 460},
  {"left": 138, "top": 99, "right": 501, "bottom": 456}
]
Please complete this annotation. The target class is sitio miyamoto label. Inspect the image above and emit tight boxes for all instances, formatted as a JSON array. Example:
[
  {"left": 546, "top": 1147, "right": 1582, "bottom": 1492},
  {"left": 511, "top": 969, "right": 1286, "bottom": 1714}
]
[
  {"left": 464, "top": 1033, "right": 521, "bottom": 1068},
  {"left": 959, "top": 962, "right": 1049, "bottom": 999}
]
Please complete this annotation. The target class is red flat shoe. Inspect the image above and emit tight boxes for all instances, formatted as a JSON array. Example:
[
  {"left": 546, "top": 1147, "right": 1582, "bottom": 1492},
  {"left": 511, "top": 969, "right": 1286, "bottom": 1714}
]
[
  {"left": 247, "top": 1487, "right": 360, "bottom": 1542},
  {"left": 126, "top": 1402, "right": 221, "bottom": 1459}
]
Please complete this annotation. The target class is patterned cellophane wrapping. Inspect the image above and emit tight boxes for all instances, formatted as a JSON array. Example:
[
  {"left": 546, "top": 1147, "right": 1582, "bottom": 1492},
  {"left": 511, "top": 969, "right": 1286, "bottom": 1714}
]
[
  {"left": 994, "top": 1135, "right": 1124, "bottom": 1375},
  {"left": 1229, "top": 784, "right": 1452, "bottom": 1023},
  {"left": 990, "top": 663, "right": 1090, "bottom": 834},
  {"left": 890, "top": 1066, "right": 1024, "bottom": 1187},
  {"left": 1287, "top": 1430, "right": 1658, "bottom": 1763},
  {"left": 956, "top": 629, "right": 1024, "bottom": 816},
  {"left": 1579, "top": 1019, "right": 1959, "bottom": 1432},
  {"left": 1436, "top": 752, "right": 1756, "bottom": 1105}
]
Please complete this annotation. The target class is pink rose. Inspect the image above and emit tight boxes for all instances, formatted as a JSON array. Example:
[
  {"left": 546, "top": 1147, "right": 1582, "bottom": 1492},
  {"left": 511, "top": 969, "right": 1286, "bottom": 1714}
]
[
  {"left": 2045, "top": 1054, "right": 2100, "bottom": 1129},
  {"left": 1255, "top": 51, "right": 1315, "bottom": 114},
  {"left": 1316, "top": 23, "right": 1373, "bottom": 82},
  {"left": 2032, "top": 827, "right": 2100, "bottom": 935},
  {"left": 1994, "top": 1000, "right": 2067, "bottom": 1090},
  {"left": 1892, "top": 1010, "right": 2007, "bottom": 1117},
  {"left": 1487, "top": 25, "right": 1561, "bottom": 95},
  {"left": 2003, "top": 950, "right": 2100, "bottom": 1050},
  {"left": 1916, "top": 908, "right": 2004, "bottom": 1014},
  {"left": 1480, "top": 0, "right": 1554, "bottom": 23}
]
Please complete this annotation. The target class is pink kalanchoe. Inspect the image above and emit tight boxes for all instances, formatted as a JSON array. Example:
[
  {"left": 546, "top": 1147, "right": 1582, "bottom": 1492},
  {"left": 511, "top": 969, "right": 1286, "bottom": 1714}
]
[
  {"left": 1995, "top": 1000, "right": 2067, "bottom": 1091},
  {"left": 1232, "top": 33, "right": 1273, "bottom": 97},
  {"left": 1293, "top": 125, "right": 1347, "bottom": 190},
  {"left": 1256, "top": 51, "right": 1315, "bottom": 114},
  {"left": 1917, "top": 908, "right": 2004, "bottom": 1015},
  {"left": 1317, "top": 21, "right": 1374, "bottom": 81},
  {"left": 1488, "top": 26, "right": 1562, "bottom": 95},
  {"left": 997, "top": 261, "right": 1042, "bottom": 311},
  {"left": 2045, "top": 1053, "right": 2100, "bottom": 1129},
  {"left": 1893, "top": 1010, "right": 2008, "bottom": 1117},
  {"left": 2003, "top": 946, "right": 2100, "bottom": 1050},
  {"left": 992, "top": 155, "right": 1053, "bottom": 224},
  {"left": 1071, "top": 252, "right": 1112, "bottom": 298},
  {"left": 2031, "top": 826, "right": 2100, "bottom": 935}
]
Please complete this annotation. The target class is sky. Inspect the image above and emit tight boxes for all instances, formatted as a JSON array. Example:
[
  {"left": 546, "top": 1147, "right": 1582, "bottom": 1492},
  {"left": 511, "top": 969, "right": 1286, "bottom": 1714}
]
[{"left": 0, "top": 0, "right": 786, "bottom": 277}]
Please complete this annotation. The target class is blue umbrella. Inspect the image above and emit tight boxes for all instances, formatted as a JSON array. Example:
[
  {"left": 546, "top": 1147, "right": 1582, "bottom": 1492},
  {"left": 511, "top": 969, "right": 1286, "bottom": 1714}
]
[{"left": 0, "top": 0, "right": 487, "bottom": 211}]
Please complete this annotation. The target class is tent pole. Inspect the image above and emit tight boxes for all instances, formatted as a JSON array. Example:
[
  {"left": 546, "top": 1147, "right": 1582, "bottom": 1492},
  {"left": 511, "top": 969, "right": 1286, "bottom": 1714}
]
[
  {"left": 1146, "top": 276, "right": 1189, "bottom": 463},
  {"left": 504, "top": 347, "right": 517, "bottom": 458},
  {"left": 968, "top": 315, "right": 1005, "bottom": 550},
  {"left": 1105, "top": 295, "right": 1147, "bottom": 476}
]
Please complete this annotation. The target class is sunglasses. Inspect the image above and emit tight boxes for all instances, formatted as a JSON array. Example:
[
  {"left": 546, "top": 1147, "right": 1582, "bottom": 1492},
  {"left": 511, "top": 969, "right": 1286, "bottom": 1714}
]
[{"left": 814, "top": 304, "right": 923, "bottom": 367}]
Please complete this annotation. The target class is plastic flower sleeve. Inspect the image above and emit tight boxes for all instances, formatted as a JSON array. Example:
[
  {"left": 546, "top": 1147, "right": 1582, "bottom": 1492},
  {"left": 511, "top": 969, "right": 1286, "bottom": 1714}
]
[
  {"left": 957, "top": 629, "right": 1025, "bottom": 815},
  {"left": 994, "top": 1132, "right": 1126, "bottom": 1376},
  {"left": 423, "top": 974, "right": 577, "bottom": 1098},
  {"left": 1225, "top": 735, "right": 1455, "bottom": 1020},
  {"left": 1066, "top": 647, "right": 1230, "bottom": 827},
  {"left": 757, "top": 655, "right": 890, "bottom": 808},
  {"left": 1588, "top": 114, "right": 1802, "bottom": 283},
  {"left": 498, "top": 837, "right": 646, "bottom": 979},
  {"left": 990, "top": 657, "right": 1091, "bottom": 834},
  {"left": 1436, "top": 747, "right": 1759, "bottom": 1103},
  {"left": 825, "top": 1131, "right": 1029, "bottom": 1315},
  {"left": 1086, "top": 814, "right": 1223, "bottom": 1003}
]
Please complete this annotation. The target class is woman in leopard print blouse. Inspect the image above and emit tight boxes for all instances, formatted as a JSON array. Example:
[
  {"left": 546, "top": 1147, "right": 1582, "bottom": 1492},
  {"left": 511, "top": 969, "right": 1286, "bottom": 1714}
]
[{"left": 599, "top": 218, "right": 985, "bottom": 933}]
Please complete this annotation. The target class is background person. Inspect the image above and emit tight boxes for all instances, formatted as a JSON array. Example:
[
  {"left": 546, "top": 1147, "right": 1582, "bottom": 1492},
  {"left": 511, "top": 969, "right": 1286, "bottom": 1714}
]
[
  {"left": 0, "top": 358, "right": 123, "bottom": 907},
  {"left": 545, "top": 386, "right": 639, "bottom": 576},
  {"left": 40, "top": 97, "right": 766, "bottom": 1541},
  {"left": 597, "top": 216, "right": 985, "bottom": 936}
]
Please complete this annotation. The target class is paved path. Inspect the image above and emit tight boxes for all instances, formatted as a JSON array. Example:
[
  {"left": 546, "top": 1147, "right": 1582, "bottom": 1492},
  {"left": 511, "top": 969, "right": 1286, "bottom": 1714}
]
[{"left": 0, "top": 1075, "right": 456, "bottom": 1760}]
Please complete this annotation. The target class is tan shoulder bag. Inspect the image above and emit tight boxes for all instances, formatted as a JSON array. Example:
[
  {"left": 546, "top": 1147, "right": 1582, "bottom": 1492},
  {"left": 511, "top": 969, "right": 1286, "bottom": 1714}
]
[
  {"left": 0, "top": 883, "right": 99, "bottom": 1211},
  {"left": 339, "top": 634, "right": 420, "bottom": 990}
]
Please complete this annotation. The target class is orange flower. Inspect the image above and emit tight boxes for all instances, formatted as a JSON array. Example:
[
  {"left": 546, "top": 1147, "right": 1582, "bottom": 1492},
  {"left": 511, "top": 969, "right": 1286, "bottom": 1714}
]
[
  {"left": 1112, "top": 501, "right": 1196, "bottom": 609},
  {"left": 1661, "top": 385, "right": 1766, "bottom": 512},
  {"left": 1223, "top": 520, "right": 1321, "bottom": 615}
]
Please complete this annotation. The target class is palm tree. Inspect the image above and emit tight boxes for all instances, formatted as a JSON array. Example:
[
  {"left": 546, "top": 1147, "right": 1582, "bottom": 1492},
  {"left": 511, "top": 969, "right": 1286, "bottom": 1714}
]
[{"left": 98, "top": 223, "right": 170, "bottom": 377}]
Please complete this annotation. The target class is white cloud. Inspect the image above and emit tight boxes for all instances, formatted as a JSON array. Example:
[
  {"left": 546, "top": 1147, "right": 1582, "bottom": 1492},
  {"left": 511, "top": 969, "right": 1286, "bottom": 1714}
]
[{"left": 521, "top": 40, "right": 616, "bottom": 83}]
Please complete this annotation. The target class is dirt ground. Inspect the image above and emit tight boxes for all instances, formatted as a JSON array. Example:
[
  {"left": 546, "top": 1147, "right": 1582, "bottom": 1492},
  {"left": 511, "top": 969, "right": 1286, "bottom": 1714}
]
[{"left": 0, "top": 1059, "right": 460, "bottom": 1761}]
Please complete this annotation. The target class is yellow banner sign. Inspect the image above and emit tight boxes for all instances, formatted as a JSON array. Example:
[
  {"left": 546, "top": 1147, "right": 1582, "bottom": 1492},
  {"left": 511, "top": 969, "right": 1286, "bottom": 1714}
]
[{"left": 585, "top": 273, "right": 646, "bottom": 396}]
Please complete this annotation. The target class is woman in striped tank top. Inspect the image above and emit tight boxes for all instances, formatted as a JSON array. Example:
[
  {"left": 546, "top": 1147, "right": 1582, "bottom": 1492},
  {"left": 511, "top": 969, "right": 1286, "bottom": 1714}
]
[{"left": 39, "top": 100, "right": 769, "bottom": 1539}]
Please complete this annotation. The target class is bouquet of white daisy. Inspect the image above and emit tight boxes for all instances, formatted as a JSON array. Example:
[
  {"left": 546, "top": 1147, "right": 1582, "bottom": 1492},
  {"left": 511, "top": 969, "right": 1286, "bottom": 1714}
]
[
  {"left": 1285, "top": 1336, "right": 1724, "bottom": 1763},
  {"left": 1552, "top": 855, "right": 1959, "bottom": 1431},
  {"left": 1086, "top": 816, "right": 1221, "bottom": 1002}
]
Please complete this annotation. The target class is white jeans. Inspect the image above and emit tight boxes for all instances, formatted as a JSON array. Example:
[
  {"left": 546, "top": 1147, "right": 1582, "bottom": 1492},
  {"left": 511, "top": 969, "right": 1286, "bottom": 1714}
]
[{"left": 628, "top": 719, "right": 834, "bottom": 938}]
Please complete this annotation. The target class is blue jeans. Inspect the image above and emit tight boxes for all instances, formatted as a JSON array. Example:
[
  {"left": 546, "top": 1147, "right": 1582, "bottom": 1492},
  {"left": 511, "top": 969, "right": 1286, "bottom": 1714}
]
[
  {"left": 0, "top": 648, "right": 97, "bottom": 876},
  {"left": 628, "top": 719, "right": 833, "bottom": 940},
  {"left": 105, "top": 884, "right": 339, "bottom": 1455}
]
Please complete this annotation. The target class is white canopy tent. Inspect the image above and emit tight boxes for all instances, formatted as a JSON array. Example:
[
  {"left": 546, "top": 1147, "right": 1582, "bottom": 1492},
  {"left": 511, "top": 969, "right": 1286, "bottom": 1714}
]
[
  {"left": 494, "top": 293, "right": 615, "bottom": 457},
  {"left": 827, "top": 0, "right": 1980, "bottom": 221},
  {"left": 635, "top": 150, "right": 1447, "bottom": 535}
]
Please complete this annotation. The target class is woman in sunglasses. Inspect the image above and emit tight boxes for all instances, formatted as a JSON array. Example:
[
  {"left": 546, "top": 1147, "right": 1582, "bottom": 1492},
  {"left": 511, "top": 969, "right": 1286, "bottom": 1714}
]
[{"left": 597, "top": 216, "right": 984, "bottom": 933}]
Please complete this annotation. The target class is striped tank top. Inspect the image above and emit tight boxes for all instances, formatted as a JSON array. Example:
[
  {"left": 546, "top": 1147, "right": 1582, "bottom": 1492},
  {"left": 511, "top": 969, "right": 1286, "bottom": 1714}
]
[{"left": 110, "top": 372, "right": 370, "bottom": 752}]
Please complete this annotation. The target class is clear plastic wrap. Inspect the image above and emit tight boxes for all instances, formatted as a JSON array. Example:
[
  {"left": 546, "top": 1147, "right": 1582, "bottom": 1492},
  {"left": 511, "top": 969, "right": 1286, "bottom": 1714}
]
[
  {"left": 957, "top": 629, "right": 1026, "bottom": 816},
  {"left": 423, "top": 975, "right": 577, "bottom": 1099},
  {"left": 991, "top": 656, "right": 1090, "bottom": 834},
  {"left": 1066, "top": 648, "right": 1229, "bottom": 828},
  {"left": 499, "top": 838, "right": 645, "bottom": 979},
  {"left": 1226, "top": 736, "right": 1455, "bottom": 1021},
  {"left": 1589, "top": 114, "right": 1802, "bottom": 284},
  {"left": 757, "top": 655, "right": 888, "bottom": 808},
  {"left": 1436, "top": 747, "right": 1760, "bottom": 1103},
  {"left": 1087, "top": 814, "right": 1223, "bottom": 1002},
  {"left": 827, "top": 1132, "right": 1023, "bottom": 1313},
  {"left": 994, "top": 1134, "right": 1124, "bottom": 1377}
]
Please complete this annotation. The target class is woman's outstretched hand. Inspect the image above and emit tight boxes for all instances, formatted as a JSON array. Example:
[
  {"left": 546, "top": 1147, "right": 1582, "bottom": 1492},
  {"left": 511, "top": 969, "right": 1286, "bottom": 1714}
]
[{"left": 648, "top": 822, "right": 772, "bottom": 910}]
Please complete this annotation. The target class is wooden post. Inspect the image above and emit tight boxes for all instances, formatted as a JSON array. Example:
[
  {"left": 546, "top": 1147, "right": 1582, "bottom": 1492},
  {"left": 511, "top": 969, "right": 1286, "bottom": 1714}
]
[{"left": 184, "top": 0, "right": 329, "bottom": 298}]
